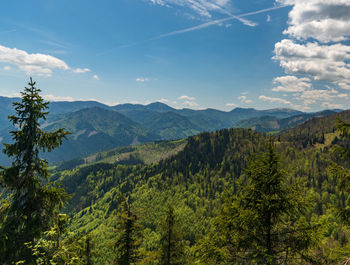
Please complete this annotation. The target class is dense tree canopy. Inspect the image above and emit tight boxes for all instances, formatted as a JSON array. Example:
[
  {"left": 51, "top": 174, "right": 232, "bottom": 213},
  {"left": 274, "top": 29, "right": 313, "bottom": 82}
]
[
  {"left": 2, "top": 79, "right": 350, "bottom": 264},
  {"left": 197, "top": 143, "right": 318, "bottom": 264},
  {"left": 0, "top": 78, "right": 69, "bottom": 264}
]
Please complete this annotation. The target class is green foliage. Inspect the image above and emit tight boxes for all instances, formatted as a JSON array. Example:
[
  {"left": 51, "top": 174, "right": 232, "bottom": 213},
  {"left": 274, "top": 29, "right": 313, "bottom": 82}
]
[
  {"left": 328, "top": 118, "right": 350, "bottom": 225},
  {"left": 113, "top": 193, "right": 143, "bottom": 265},
  {"left": 42, "top": 107, "right": 158, "bottom": 162},
  {"left": 3, "top": 103, "right": 350, "bottom": 265},
  {"left": 24, "top": 214, "right": 85, "bottom": 265},
  {"left": 196, "top": 143, "right": 319, "bottom": 264},
  {"left": 234, "top": 110, "right": 336, "bottom": 133},
  {"left": 159, "top": 205, "right": 186, "bottom": 265},
  {"left": 0, "top": 79, "right": 69, "bottom": 264}
]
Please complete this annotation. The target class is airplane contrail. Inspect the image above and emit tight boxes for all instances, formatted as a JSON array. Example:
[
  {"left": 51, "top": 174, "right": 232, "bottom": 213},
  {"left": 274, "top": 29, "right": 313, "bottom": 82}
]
[
  {"left": 98, "top": 4, "right": 291, "bottom": 55},
  {"left": 151, "top": 4, "right": 291, "bottom": 40}
]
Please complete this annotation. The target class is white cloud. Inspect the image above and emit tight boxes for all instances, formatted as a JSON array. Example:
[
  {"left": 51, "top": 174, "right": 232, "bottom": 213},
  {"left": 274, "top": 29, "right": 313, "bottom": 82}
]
[
  {"left": 136, "top": 77, "right": 150, "bottom": 82},
  {"left": 322, "top": 102, "right": 343, "bottom": 109},
  {"left": 73, "top": 68, "right": 91, "bottom": 74},
  {"left": 150, "top": 0, "right": 233, "bottom": 19},
  {"left": 297, "top": 87, "right": 347, "bottom": 102},
  {"left": 238, "top": 95, "right": 252, "bottom": 104},
  {"left": 272, "top": 75, "right": 311, "bottom": 92},
  {"left": 271, "top": 0, "right": 350, "bottom": 112},
  {"left": 273, "top": 39, "right": 350, "bottom": 84},
  {"left": 157, "top": 98, "right": 169, "bottom": 103},
  {"left": 2, "top": 92, "right": 21, "bottom": 98},
  {"left": 267, "top": 15, "right": 271, "bottom": 22},
  {"left": 259, "top": 95, "right": 291, "bottom": 105},
  {"left": 2, "top": 92, "right": 122, "bottom": 106},
  {"left": 182, "top": 100, "right": 198, "bottom": 108},
  {"left": 178, "top": 95, "right": 196, "bottom": 101},
  {"left": 0, "top": 45, "right": 69, "bottom": 76},
  {"left": 93, "top": 74, "right": 99, "bottom": 80},
  {"left": 3, "top": 92, "right": 76, "bottom": 102},
  {"left": 43, "top": 94, "right": 75, "bottom": 102},
  {"left": 338, "top": 82, "right": 350, "bottom": 90},
  {"left": 226, "top": 103, "right": 237, "bottom": 107},
  {"left": 3, "top": 66, "right": 11, "bottom": 71},
  {"left": 278, "top": 0, "right": 350, "bottom": 43}
]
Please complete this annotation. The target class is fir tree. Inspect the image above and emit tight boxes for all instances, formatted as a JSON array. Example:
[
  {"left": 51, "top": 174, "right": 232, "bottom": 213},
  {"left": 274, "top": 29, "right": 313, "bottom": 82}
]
[
  {"left": 159, "top": 205, "right": 185, "bottom": 265},
  {"left": 113, "top": 193, "right": 142, "bottom": 265},
  {"left": 197, "top": 143, "right": 318, "bottom": 264},
  {"left": 0, "top": 78, "right": 69, "bottom": 264},
  {"left": 85, "top": 235, "right": 93, "bottom": 265},
  {"left": 329, "top": 118, "right": 350, "bottom": 224},
  {"left": 25, "top": 214, "right": 85, "bottom": 265}
]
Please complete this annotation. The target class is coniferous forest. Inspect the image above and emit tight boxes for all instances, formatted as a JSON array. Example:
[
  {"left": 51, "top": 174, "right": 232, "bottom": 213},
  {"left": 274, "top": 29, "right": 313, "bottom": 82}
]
[{"left": 2, "top": 81, "right": 350, "bottom": 265}]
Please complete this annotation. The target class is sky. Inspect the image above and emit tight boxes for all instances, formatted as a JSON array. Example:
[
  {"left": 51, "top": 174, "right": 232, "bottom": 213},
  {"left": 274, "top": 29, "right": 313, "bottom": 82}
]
[{"left": 0, "top": 0, "right": 350, "bottom": 111}]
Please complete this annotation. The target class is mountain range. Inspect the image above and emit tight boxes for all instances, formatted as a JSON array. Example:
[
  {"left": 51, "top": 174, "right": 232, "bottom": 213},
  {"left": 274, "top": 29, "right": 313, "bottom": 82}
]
[
  {"left": 53, "top": 109, "right": 350, "bottom": 264},
  {"left": 0, "top": 96, "right": 343, "bottom": 163}
]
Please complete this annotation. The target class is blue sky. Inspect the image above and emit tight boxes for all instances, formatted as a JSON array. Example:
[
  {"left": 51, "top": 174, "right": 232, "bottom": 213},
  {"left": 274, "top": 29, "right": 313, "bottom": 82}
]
[{"left": 0, "top": 0, "right": 350, "bottom": 111}]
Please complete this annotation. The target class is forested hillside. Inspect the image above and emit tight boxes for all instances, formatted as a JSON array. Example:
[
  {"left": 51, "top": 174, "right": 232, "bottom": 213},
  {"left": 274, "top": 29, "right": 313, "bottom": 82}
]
[
  {"left": 45, "top": 110, "right": 350, "bottom": 264},
  {"left": 2, "top": 88, "right": 350, "bottom": 264},
  {"left": 234, "top": 110, "right": 337, "bottom": 133}
]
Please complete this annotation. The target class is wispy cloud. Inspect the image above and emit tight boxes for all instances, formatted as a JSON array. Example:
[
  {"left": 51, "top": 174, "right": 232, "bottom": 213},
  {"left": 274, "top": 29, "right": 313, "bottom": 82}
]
[
  {"left": 73, "top": 68, "right": 91, "bottom": 74},
  {"left": 93, "top": 74, "right": 99, "bottom": 80},
  {"left": 178, "top": 95, "right": 196, "bottom": 101},
  {"left": 259, "top": 95, "right": 291, "bottom": 105},
  {"left": 150, "top": 0, "right": 235, "bottom": 19},
  {"left": 151, "top": 16, "right": 250, "bottom": 40},
  {"left": 322, "top": 102, "right": 343, "bottom": 109},
  {"left": 43, "top": 94, "right": 75, "bottom": 102},
  {"left": 136, "top": 77, "right": 150, "bottom": 82},
  {"left": 0, "top": 29, "right": 16, "bottom": 34},
  {"left": 152, "top": 4, "right": 290, "bottom": 40},
  {"left": 98, "top": 4, "right": 290, "bottom": 56},
  {"left": 157, "top": 98, "right": 169, "bottom": 103},
  {"left": 239, "top": 5, "right": 289, "bottom": 19},
  {"left": 16, "top": 24, "right": 70, "bottom": 49},
  {"left": 41, "top": 40, "right": 67, "bottom": 49},
  {"left": 182, "top": 100, "right": 198, "bottom": 108},
  {"left": 238, "top": 95, "right": 252, "bottom": 104}
]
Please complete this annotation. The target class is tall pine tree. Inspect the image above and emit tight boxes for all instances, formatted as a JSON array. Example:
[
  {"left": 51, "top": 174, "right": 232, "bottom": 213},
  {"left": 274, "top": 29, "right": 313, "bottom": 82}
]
[
  {"left": 329, "top": 118, "right": 350, "bottom": 225},
  {"left": 197, "top": 142, "right": 318, "bottom": 264},
  {"left": 0, "top": 78, "right": 69, "bottom": 264},
  {"left": 159, "top": 205, "right": 185, "bottom": 265},
  {"left": 113, "top": 193, "right": 142, "bottom": 265}
]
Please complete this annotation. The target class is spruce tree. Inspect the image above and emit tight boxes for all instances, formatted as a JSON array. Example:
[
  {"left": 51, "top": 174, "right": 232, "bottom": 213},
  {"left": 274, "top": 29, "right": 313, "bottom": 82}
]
[
  {"left": 0, "top": 78, "right": 69, "bottom": 264},
  {"left": 113, "top": 193, "right": 142, "bottom": 265},
  {"left": 85, "top": 235, "right": 93, "bottom": 265},
  {"left": 329, "top": 118, "right": 350, "bottom": 225},
  {"left": 159, "top": 205, "right": 185, "bottom": 265},
  {"left": 198, "top": 143, "right": 317, "bottom": 264}
]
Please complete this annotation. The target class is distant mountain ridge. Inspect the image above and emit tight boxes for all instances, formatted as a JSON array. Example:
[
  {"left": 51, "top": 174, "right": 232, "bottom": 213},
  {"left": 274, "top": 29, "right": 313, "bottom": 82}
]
[
  {"left": 234, "top": 110, "right": 338, "bottom": 133},
  {"left": 0, "top": 96, "right": 343, "bottom": 163}
]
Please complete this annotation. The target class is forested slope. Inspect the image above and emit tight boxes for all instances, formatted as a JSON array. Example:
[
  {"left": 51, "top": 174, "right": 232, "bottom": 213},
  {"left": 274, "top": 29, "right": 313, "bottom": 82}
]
[{"left": 51, "top": 111, "right": 350, "bottom": 263}]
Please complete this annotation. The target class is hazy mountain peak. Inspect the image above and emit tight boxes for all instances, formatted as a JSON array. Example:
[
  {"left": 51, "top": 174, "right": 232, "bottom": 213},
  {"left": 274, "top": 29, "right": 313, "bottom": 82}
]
[{"left": 146, "top": 102, "right": 175, "bottom": 112}]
